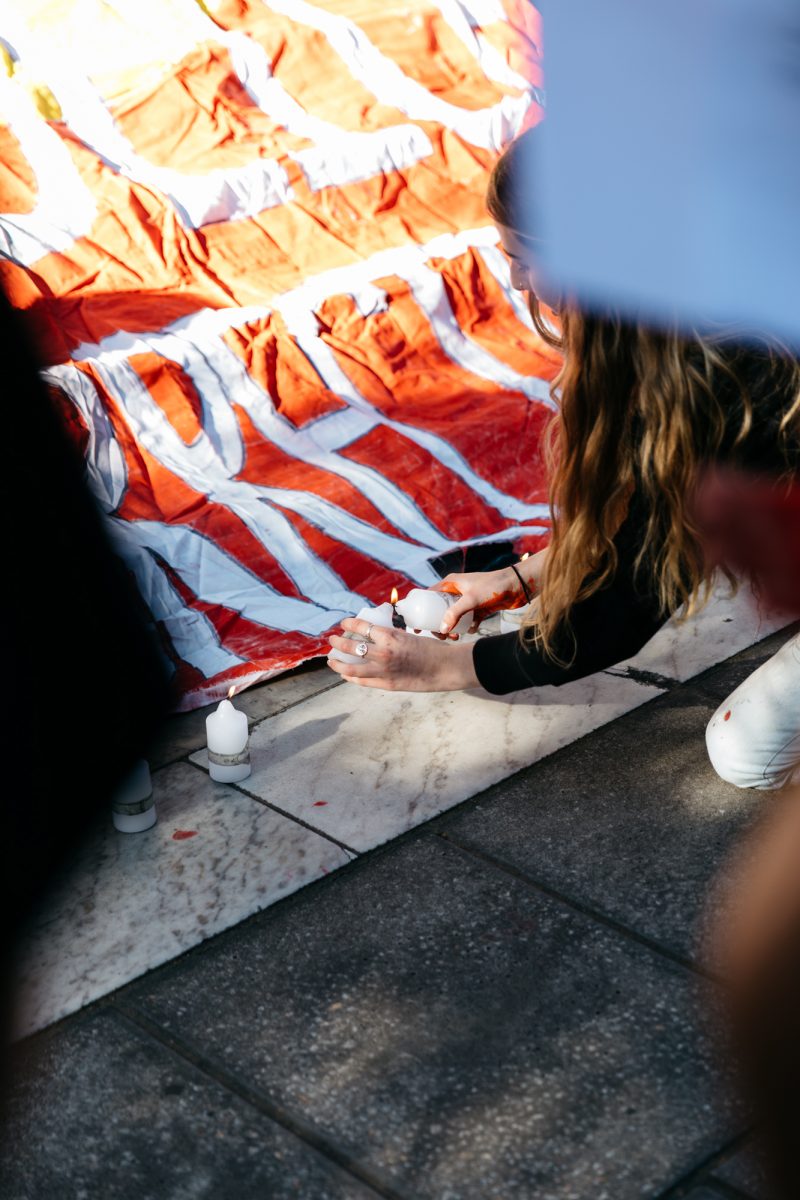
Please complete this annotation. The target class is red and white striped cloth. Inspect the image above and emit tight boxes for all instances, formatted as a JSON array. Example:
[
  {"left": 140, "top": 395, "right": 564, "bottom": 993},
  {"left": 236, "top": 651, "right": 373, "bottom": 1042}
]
[{"left": 0, "top": 0, "right": 559, "bottom": 709}]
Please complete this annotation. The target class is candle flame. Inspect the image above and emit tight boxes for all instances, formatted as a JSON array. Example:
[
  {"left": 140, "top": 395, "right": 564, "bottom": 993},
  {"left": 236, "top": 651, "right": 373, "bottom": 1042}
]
[
  {"left": 227, "top": 684, "right": 236, "bottom": 700},
  {"left": 390, "top": 587, "right": 399, "bottom": 605},
  {"left": 520, "top": 552, "right": 530, "bottom": 561}
]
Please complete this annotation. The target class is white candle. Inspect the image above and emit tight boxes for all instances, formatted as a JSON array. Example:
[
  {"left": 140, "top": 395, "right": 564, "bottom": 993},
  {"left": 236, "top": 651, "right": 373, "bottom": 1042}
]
[
  {"left": 111, "top": 758, "right": 156, "bottom": 834},
  {"left": 395, "top": 588, "right": 472, "bottom": 635},
  {"left": 329, "top": 601, "right": 395, "bottom": 664},
  {"left": 206, "top": 695, "right": 250, "bottom": 782}
]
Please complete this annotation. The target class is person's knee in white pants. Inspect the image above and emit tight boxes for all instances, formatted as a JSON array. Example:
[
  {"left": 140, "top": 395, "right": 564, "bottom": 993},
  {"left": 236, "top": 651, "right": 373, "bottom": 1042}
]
[{"left": 706, "top": 632, "right": 800, "bottom": 789}]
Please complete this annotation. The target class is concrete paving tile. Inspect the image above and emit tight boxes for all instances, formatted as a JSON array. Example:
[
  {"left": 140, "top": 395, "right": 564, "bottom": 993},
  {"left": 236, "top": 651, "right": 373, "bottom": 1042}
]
[
  {"left": 0, "top": 1008, "right": 379, "bottom": 1200},
  {"left": 437, "top": 678, "right": 766, "bottom": 964},
  {"left": 13, "top": 762, "right": 350, "bottom": 1038},
  {"left": 125, "top": 836, "right": 739, "bottom": 1200},
  {"left": 190, "top": 668, "right": 659, "bottom": 853},
  {"left": 149, "top": 658, "right": 338, "bottom": 769}
]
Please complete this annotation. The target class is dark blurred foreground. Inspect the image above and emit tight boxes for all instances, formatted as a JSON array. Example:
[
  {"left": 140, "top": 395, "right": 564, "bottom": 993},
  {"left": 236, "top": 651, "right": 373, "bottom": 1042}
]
[{"left": 0, "top": 287, "right": 169, "bottom": 1075}]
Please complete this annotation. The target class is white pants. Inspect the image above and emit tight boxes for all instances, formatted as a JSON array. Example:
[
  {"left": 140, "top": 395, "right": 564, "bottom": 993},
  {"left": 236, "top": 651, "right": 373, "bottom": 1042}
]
[{"left": 706, "top": 632, "right": 800, "bottom": 789}]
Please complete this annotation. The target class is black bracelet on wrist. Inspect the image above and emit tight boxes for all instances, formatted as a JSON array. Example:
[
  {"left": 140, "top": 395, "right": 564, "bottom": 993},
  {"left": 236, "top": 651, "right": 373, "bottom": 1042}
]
[{"left": 510, "top": 562, "right": 533, "bottom": 603}]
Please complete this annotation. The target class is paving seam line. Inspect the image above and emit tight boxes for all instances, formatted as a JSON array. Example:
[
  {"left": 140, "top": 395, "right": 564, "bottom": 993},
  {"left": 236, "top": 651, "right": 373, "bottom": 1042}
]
[
  {"left": 435, "top": 832, "right": 721, "bottom": 983},
  {"left": 113, "top": 1001, "right": 416, "bottom": 1200},
  {"left": 183, "top": 758, "right": 360, "bottom": 857},
  {"left": 239, "top": 676, "right": 343, "bottom": 733},
  {"left": 649, "top": 1129, "right": 754, "bottom": 1199}
]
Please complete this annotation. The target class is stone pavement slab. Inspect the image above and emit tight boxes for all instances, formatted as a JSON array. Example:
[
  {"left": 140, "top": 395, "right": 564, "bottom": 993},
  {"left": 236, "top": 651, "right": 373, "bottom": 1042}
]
[
  {"left": 0, "top": 1008, "right": 381, "bottom": 1200},
  {"left": 190, "top": 668, "right": 659, "bottom": 853},
  {"left": 435, "top": 631, "right": 793, "bottom": 966},
  {"left": 122, "top": 835, "right": 738, "bottom": 1200},
  {"left": 13, "top": 763, "right": 351, "bottom": 1039}
]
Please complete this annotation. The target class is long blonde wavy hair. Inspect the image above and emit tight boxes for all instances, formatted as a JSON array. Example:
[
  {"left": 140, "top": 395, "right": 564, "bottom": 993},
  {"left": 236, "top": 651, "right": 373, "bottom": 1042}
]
[{"left": 487, "top": 130, "right": 800, "bottom": 663}]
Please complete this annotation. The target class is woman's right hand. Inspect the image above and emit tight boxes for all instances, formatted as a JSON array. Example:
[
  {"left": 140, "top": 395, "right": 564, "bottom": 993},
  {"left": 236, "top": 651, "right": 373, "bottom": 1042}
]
[{"left": 434, "top": 566, "right": 529, "bottom": 636}]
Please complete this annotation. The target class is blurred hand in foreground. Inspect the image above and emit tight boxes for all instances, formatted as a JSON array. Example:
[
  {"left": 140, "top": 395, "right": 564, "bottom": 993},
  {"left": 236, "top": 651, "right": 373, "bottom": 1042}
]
[{"left": 708, "top": 786, "right": 800, "bottom": 1199}]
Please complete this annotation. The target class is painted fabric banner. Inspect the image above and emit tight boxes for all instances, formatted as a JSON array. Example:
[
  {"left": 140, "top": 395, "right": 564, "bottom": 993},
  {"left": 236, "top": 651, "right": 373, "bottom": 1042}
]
[{"left": 0, "top": 0, "right": 558, "bottom": 710}]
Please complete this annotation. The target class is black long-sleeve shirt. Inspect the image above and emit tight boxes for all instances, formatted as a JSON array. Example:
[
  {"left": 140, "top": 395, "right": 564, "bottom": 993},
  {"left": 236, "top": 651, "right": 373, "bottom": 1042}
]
[
  {"left": 473, "top": 497, "right": 667, "bottom": 693},
  {"left": 473, "top": 344, "right": 799, "bottom": 695}
]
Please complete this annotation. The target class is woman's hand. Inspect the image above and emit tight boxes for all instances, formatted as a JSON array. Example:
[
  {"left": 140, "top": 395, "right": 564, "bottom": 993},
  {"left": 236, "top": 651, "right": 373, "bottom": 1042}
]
[
  {"left": 435, "top": 567, "right": 519, "bottom": 636},
  {"left": 436, "top": 548, "right": 547, "bottom": 636},
  {"left": 327, "top": 618, "right": 479, "bottom": 691}
]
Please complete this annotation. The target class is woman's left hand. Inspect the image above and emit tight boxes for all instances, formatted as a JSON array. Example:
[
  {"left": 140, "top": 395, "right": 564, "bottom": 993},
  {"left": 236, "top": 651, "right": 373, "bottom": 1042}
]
[{"left": 327, "top": 617, "right": 479, "bottom": 692}]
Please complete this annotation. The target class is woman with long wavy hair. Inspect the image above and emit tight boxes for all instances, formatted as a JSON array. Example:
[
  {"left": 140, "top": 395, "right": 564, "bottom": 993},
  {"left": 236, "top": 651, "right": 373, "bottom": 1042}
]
[{"left": 327, "top": 128, "right": 800, "bottom": 788}]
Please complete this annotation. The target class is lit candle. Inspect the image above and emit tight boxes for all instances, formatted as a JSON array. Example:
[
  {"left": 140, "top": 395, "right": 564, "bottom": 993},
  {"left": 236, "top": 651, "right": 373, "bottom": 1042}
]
[
  {"left": 395, "top": 588, "right": 472, "bottom": 635},
  {"left": 206, "top": 686, "right": 250, "bottom": 782},
  {"left": 390, "top": 586, "right": 405, "bottom": 628},
  {"left": 329, "top": 599, "right": 396, "bottom": 664},
  {"left": 111, "top": 758, "right": 156, "bottom": 833}
]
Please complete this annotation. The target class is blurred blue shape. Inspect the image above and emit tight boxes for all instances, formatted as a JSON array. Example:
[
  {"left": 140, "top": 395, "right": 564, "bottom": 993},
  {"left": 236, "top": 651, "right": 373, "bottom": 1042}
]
[{"left": 533, "top": 0, "right": 800, "bottom": 340}]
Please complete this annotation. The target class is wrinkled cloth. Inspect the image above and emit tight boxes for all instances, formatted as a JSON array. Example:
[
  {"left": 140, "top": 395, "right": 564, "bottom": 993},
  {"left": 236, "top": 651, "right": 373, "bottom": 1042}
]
[{"left": 0, "top": 0, "right": 553, "bottom": 710}]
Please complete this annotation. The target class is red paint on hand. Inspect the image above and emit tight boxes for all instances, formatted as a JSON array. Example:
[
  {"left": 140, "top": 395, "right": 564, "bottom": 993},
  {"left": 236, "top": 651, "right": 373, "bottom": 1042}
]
[
  {"left": 473, "top": 587, "right": 526, "bottom": 623},
  {"left": 724, "top": 710, "right": 732, "bottom": 722},
  {"left": 172, "top": 829, "right": 198, "bottom": 840}
]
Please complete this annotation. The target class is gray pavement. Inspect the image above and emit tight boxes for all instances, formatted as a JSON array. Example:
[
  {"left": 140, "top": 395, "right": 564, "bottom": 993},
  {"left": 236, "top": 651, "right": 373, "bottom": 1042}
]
[{"left": 1, "top": 632, "right": 790, "bottom": 1200}]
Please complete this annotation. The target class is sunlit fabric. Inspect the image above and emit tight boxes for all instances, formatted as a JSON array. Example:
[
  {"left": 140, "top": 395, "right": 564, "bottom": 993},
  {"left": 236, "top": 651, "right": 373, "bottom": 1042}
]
[{"left": 0, "top": 0, "right": 559, "bottom": 709}]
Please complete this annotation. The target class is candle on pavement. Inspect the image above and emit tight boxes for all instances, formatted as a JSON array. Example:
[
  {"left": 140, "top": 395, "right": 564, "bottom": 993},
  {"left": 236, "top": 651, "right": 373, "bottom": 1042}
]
[
  {"left": 111, "top": 758, "right": 156, "bottom": 833},
  {"left": 206, "top": 687, "right": 251, "bottom": 782}
]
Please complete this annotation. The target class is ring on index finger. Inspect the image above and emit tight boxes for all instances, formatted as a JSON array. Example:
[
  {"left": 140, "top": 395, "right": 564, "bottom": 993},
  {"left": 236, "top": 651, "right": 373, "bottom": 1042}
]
[
  {"left": 355, "top": 641, "right": 369, "bottom": 658},
  {"left": 364, "top": 623, "right": 374, "bottom": 641}
]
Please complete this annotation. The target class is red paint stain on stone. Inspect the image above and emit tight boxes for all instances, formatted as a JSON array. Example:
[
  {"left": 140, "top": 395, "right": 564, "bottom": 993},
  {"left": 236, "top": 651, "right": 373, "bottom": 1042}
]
[
  {"left": 313, "top": 801, "right": 328, "bottom": 807},
  {"left": 723, "top": 710, "right": 732, "bottom": 722},
  {"left": 172, "top": 829, "right": 198, "bottom": 840}
]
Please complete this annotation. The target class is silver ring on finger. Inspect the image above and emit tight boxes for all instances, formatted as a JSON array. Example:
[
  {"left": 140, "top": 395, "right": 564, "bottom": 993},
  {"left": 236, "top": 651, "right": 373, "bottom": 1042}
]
[
  {"left": 364, "top": 623, "right": 374, "bottom": 641},
  {"left": 355, "top": 641, "right": 369, "bottom": 658}
]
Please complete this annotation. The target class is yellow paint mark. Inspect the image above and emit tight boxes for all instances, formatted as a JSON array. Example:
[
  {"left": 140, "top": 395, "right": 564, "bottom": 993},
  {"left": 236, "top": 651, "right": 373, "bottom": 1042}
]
[{"left": 28, "top": 81, "right": 63, "bottom": 120}]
